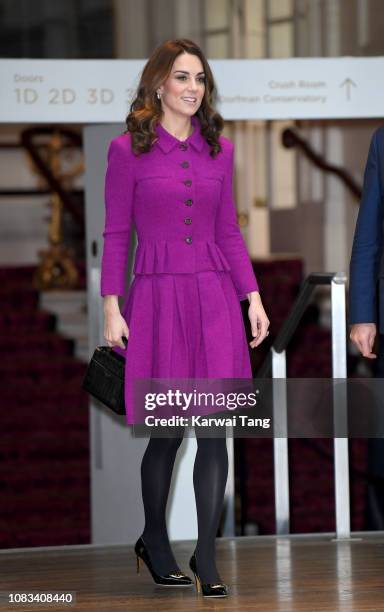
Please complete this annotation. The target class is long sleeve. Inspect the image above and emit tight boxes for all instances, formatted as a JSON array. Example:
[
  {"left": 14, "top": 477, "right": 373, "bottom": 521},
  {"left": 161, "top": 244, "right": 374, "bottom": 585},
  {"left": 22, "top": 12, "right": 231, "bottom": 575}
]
[
  {"left": 349, "top": 129, "right": 384, "bottom": 324},
  {"left": 215, "top": 141, "right": 260, "bottom": 301},
  {"left": 100, "top": 137, "right": 135, "bottom": 297}
]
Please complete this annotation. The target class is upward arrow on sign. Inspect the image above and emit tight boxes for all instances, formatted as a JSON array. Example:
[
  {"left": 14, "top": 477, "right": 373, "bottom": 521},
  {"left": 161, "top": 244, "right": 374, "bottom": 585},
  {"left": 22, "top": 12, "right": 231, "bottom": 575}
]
[{"left": 340, "top": 78, "right": 357, "bottom": 101}]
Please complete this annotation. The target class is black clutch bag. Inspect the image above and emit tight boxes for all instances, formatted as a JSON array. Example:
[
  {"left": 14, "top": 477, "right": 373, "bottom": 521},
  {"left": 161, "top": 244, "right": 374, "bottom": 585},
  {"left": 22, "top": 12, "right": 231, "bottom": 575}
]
[{"left": 82, "top": 336, "right": 128, "bottom": 415}]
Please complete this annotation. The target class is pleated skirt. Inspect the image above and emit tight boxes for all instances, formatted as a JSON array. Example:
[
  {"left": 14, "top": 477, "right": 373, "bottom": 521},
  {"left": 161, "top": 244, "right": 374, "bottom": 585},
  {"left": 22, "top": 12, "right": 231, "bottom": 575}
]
[{"left": 112, "top": 271, "right": 252, "bottom": 425}]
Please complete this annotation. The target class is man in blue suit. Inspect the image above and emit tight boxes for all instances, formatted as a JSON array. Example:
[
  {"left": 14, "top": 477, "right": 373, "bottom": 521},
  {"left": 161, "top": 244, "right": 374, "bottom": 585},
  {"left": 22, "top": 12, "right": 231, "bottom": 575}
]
[
  {"left": 349, "top": 126, "right": 384, "bottom": 528},
  {"left": 349, "top": 126, "right": 384, "bottom": 355}
]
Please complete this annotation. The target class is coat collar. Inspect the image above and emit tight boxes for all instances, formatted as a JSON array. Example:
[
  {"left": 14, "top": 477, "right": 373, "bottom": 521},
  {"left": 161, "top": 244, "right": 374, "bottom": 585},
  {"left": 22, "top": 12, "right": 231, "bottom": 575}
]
[{"left": 154, "top": 114, "right": 204, "bottom": 153}]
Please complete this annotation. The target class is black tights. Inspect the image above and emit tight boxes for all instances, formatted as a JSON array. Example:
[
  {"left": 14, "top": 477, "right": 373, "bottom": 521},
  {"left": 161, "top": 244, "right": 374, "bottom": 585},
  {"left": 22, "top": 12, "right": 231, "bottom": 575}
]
[{"left": 140, "top": 426, "right": 228, "bottom": 583}]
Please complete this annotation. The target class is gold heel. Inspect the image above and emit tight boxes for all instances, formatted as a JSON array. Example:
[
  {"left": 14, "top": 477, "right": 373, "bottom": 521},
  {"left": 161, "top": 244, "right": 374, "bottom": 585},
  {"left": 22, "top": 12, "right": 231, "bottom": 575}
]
[
  {"left": 189, "top": 553, "right": 229, "bottom": 598},
  {"left": 134, "top": 536, "right": 193, "bottom": 586},
  {"left": 194, "top": 573, "right": 201, "bottom": 593}
]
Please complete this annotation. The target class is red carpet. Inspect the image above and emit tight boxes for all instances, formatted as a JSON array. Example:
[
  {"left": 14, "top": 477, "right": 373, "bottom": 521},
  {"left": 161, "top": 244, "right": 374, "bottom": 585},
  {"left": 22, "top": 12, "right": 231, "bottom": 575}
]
[{"left": 0, "top": 264, "right": 90, "bottom": 548}]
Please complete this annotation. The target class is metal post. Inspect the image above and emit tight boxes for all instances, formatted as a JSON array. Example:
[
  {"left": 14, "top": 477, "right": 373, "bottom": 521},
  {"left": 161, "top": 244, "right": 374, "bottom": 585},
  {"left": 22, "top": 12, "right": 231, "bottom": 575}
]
[
  {"left": 89, "top": 266, "right": 103, "bottom": 471},
  {"left": 331, "top": 274, "right": 351, "bottom": 538},
  {"left": 272, "top": 348, "right": 290, "bottom": 534}
]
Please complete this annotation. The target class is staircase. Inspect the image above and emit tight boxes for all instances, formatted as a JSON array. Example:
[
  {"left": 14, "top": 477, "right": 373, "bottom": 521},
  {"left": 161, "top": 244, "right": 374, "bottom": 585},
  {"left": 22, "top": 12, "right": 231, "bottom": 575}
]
[
  {"left": 0, "top": 265, "right": 90, "bottom": 548},
  {"left": 40, "top": 289, "right": 89, "bottom": 362}
]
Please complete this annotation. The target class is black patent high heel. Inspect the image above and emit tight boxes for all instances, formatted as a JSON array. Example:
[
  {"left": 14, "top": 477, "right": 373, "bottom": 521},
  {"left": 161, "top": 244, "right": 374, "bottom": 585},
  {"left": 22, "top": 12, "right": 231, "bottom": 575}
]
[
  {"left": 134, "top": 536, "right": 193, "bottom": 586},
  {"left": 189, "top": 552, "right": 229, "bottom": 597}
]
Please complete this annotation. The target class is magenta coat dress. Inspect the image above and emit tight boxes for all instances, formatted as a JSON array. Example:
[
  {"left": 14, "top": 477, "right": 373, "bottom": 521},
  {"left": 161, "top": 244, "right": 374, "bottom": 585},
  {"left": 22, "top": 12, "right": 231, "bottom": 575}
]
[{"left": 100, "top": 114, "right": 260, "bottom": 425}]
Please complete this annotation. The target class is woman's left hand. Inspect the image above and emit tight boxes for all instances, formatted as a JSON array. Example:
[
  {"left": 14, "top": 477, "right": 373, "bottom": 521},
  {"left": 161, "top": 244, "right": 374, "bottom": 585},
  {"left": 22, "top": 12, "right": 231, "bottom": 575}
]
[{"left": 248, "top": 293, "right": 270, "bottom": 349}]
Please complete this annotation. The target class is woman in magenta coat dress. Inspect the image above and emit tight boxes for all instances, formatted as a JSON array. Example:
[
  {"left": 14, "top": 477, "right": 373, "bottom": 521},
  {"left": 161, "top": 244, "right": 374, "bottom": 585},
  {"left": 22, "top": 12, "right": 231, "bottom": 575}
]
[{"left": 101, "top": 39, "right": 269, "bottom": 598}]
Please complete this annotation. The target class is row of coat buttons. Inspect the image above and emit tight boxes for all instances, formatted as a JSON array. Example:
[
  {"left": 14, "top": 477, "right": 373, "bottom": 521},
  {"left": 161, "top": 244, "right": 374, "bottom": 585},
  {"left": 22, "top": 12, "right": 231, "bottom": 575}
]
[{"left": 180, "top": 142, "right": 192, "bottom": 243}]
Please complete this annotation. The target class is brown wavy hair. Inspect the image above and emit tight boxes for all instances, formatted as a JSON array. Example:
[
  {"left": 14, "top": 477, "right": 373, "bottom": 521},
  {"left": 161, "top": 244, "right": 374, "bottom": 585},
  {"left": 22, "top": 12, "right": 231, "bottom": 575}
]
[{"left": 125, "top": 38, "right": 225, "bottom": 158}]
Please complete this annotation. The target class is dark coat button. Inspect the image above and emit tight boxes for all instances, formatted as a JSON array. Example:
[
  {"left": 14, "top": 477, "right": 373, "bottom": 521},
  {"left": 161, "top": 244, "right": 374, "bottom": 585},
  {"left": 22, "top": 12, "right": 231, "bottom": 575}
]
[
  {"left": 184, "top": 217, "right": 192, "bottom": 225},
  {"left": 183, "top": 179, "right": 192, "bottom": 187},
  {"left": 180, "top": 161, "right": 189, "bottom": 168},
  {"left": 185, "top": 198, "right": 193, "bottom": 206},
  {"left": 179, "top": 143, "right": 188, "bottom": 150},
  {"left": 185, "top": 236, "right": 193, "bottom": 244}
]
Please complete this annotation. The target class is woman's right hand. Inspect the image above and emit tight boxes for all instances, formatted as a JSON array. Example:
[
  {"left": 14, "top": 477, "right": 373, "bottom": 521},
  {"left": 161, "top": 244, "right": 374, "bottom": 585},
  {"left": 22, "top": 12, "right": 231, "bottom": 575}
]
[{"left": 103, "top": 296, "right": 129, "bottom": 349}]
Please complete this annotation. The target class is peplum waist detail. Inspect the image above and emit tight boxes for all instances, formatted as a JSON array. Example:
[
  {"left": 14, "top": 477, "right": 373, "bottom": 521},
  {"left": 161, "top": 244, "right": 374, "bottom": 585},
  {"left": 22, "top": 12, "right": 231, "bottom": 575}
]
[{"left": 133, "top": 240, "right": 231, "bottom": 275}]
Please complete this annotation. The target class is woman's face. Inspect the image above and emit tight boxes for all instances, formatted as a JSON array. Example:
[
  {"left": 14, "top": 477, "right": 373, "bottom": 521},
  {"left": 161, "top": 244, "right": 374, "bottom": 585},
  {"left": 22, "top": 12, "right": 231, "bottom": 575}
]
[{"left": 157, "top": 52, "right": 206, "bottom": 119}]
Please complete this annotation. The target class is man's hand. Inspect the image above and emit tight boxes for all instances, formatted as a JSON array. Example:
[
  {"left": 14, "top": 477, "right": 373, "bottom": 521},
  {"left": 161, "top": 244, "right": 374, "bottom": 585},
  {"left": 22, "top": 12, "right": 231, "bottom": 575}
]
[{"left": 349, "top": 323, "right": 377, "bottom": 358}]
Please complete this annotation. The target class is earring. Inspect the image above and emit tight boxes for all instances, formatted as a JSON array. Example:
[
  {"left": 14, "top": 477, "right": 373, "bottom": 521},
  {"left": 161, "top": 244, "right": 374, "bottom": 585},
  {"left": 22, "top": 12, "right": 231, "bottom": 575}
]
[{"left": 157, "top": 92, "right": 161, "bottom": 99}]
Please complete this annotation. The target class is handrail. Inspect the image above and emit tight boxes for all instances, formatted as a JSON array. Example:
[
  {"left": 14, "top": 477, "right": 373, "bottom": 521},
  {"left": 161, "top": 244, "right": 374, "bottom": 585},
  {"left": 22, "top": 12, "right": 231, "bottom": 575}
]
[
  {"left": 252, "top": 270, "right": 350, "bottom": 539},
  {"left": 256, "top": 272, "right": 340, "bottom": 378},
  {"left": 282, "top": 127, "right": 362, "bottom": 200},
  {"left": 20, "top": 126, "right": 84, "bottom": 229}
]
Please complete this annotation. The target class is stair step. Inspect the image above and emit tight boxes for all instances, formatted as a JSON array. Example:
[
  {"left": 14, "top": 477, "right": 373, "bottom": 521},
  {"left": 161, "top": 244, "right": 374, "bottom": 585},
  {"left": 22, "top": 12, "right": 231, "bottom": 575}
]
[
  {"left": 0, "top": 358, "right": 87, "bottom": 386},
  {"left": 0, "top": 333, "right": 74, "bottom": 356},
  {"left": 0, "top": 309, "right": 57, "bottom": 331},
  {"left": 56, "top": 313, "right": 88, "bottom": 338},
  {"left": 0, "top": 264, "right": 37, "bottom": 283},
  {"left": 39, "top": 290, "right": 89, "bottom": 359},
  {"left": 40, "top": 289, "right": 87, "bottom": 315}
]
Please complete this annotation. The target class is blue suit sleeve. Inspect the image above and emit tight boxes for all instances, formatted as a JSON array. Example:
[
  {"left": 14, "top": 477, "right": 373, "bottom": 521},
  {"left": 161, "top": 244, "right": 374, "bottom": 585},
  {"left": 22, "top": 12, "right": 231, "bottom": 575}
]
[{"left": 349, "top": 129, "right": 384, "bottom": 324}]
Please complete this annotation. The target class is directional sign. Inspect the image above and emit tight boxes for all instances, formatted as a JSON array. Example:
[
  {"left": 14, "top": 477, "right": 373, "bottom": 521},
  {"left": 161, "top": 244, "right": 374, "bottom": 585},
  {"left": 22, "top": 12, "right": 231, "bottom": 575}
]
[
  {"left": 339, "top": 77, "right": 357, "bottom": 101},
  {"left": 0, "top": 57, "right": 383, "bottom": 122}
]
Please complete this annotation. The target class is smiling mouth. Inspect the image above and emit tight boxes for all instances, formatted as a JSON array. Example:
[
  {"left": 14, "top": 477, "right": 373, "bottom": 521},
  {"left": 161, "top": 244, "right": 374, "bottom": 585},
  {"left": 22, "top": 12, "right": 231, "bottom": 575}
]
[{"left": 182, "top": 98, "right": 197, "bottom": 104}]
